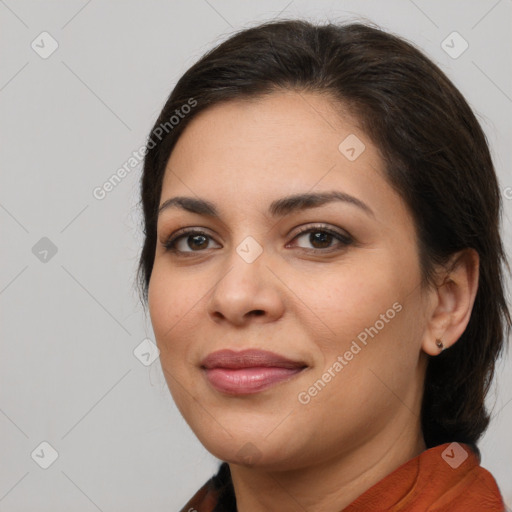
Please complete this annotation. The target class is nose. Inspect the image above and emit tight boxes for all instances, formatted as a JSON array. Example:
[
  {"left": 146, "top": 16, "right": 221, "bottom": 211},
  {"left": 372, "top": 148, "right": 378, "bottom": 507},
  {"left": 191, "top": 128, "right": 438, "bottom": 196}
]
[{"left": 206, "top": 249, "right": 285, "bottom": 327}]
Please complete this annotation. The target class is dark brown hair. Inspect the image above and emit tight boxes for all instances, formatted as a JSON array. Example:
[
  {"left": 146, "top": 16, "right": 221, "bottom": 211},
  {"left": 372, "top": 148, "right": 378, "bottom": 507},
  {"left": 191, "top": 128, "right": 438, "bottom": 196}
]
[{"left": 136, "top": 19, "right": 511, "bottom": 452}]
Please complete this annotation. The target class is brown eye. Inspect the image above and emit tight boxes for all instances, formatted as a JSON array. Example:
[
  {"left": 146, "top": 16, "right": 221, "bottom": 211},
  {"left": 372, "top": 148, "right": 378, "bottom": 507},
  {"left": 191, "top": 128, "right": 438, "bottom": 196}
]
[
  {"left": 305, "top": 231, "right": 334, "bottom": 249},
  {"left": 163, "top": 230, "right": 220, "bottom": 253},
  {"left": 291, "top": 226, "right": 353, "bottom": 252},
  {"left": 186, "top": 234, "right": 209, "bottom": 250}
]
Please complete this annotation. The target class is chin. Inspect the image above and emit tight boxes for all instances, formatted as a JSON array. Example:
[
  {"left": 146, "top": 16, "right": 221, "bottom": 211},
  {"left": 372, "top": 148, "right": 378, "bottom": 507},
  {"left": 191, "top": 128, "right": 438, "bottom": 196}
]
[{"left": 192, "top": 421, "right": 310, "bottom": 471}]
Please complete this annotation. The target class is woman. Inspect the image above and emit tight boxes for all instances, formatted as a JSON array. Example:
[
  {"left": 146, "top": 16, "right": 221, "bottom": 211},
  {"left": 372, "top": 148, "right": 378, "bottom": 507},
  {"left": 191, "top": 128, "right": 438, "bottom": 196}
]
[{"left": 136, "top": 19, "right": 510, "bottom": 511}]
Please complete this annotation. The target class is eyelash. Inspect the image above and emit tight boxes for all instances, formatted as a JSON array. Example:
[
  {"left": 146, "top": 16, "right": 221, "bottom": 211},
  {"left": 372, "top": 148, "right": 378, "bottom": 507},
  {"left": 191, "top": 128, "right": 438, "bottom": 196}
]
[{"left": 162, "top": 224, "right": 354, "bottom": 256}]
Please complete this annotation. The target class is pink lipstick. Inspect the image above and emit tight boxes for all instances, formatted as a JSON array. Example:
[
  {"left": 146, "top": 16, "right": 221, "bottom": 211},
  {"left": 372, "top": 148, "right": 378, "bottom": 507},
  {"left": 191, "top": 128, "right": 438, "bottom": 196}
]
[{"left": 200, "top": 349, "right": 307, "bottom": 395}]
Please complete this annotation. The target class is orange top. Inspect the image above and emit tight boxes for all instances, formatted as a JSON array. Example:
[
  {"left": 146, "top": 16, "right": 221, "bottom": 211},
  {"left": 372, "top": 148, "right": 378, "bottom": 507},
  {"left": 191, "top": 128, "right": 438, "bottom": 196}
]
[{"left": 179, "top": 442, "right": 506, "bottom": 511}]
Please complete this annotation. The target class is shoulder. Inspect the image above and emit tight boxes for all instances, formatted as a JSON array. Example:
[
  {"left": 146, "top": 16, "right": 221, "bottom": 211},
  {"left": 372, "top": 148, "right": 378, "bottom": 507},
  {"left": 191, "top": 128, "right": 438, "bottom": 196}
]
[
  {"left": 422, "top": 443, "right": 505, "bottom": 511},
  {"left": 343, "top": 442, "right": 506, "bottom": 512}
]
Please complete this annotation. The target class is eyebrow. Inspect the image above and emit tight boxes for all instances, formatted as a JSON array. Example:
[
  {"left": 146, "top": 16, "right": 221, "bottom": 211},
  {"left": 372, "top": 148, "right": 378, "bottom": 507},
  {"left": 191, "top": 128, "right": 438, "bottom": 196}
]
[{"left": 157, "top": 191, "right": 374, "bottom": 219}]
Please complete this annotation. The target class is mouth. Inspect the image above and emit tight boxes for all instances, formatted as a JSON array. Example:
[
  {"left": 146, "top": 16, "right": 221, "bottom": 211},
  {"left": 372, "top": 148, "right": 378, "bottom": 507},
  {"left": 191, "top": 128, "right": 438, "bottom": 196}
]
[{"left": 200, "top": 349, "right": 308, "bottom": 395}]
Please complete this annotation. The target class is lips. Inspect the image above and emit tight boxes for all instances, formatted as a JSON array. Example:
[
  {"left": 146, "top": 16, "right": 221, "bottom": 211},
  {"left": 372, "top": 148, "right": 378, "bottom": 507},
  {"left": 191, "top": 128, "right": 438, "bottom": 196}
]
[
  {"left": 201, "top": 349, "right": 307, "bottom": 370},
  {"left": 200, "top": 349, "right": 307, "bottom": 395}
]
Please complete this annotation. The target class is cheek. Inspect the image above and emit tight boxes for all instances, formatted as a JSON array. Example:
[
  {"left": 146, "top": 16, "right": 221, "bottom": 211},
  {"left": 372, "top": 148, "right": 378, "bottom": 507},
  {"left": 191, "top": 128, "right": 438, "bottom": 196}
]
[
  {"left": 322, "top": 281, "right": 424, "bottom": 399},
  {"left": 147, "top": 266, "right": 202, "bottom": 410},
  {"left": 298, "top": 297, "right": 424, "bottom": 444},
  {"left": 306, "top": 247, "right": 423, "bottom": 390},
  {"left": 147, "top": 265, "right": 199, "bottom": 351},
  {"left": 308, "top": 260, "right": 404, "bottom": 342}
]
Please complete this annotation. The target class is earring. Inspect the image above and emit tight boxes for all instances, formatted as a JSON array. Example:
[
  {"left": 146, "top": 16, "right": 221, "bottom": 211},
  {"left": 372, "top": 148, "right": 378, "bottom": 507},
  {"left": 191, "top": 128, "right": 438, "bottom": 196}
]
[{"left": 435, "top": 339, "right": 445, "bottom": 351}]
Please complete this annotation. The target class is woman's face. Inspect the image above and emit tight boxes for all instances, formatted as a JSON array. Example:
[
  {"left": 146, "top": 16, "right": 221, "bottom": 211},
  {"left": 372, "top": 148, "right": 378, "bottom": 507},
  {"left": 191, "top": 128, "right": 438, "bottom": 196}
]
[{"left": 148, "top": 90, "right": 431, "bottom": 470}]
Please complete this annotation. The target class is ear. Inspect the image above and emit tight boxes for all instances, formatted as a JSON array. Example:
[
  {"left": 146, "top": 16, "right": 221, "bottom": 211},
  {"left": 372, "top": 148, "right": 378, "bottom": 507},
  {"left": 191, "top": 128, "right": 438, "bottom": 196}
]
[{"left": 422, "top": 248, "right": 479, "bottom": 356}]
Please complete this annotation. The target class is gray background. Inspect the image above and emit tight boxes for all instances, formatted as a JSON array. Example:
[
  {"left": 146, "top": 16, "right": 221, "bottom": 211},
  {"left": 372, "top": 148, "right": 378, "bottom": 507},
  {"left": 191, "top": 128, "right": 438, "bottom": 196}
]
[{"left": 1, "top": 0, "right": 511, "bottom": 510}]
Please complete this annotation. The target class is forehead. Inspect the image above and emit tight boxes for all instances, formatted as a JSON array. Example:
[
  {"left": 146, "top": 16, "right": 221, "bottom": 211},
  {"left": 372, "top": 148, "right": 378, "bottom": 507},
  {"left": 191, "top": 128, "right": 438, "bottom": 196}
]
[
  {"left": 171, "top": 91, "right": 358, "bottom": 155},
  {"left": 165, "top": 91, "right": 371, "bottom": 181},
  {"left": 160, "top": 90, "right": 409, "bottom": 228}
]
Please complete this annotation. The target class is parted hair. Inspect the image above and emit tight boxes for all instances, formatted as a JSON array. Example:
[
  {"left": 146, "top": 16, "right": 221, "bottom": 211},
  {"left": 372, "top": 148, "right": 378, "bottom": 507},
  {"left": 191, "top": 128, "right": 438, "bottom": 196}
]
[{"left": 136, "top": 19, "right": 511, "bottom": 454}]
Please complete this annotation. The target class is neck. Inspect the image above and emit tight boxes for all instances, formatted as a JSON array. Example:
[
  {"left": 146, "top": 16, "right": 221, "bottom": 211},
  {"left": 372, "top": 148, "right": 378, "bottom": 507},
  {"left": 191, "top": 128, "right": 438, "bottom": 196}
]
[{"left": 229, "top": 424, "right": 426, "bottom": 512}]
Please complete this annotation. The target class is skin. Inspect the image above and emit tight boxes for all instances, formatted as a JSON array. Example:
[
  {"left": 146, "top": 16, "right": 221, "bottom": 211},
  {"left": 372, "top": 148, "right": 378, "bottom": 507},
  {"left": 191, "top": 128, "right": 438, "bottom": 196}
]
[{"left": 148, "top": 90, "right": 479, "bottom": 512}]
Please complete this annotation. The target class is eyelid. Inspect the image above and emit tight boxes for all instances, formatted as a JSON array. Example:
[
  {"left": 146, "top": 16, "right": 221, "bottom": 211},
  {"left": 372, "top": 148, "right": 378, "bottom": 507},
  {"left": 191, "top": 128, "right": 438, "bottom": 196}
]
[
  {"left": 289, "top": 223, "right": 353, "bottom": 243},
  {"left": 162, "top": 227, "right": 218, "bottom": 250}
]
